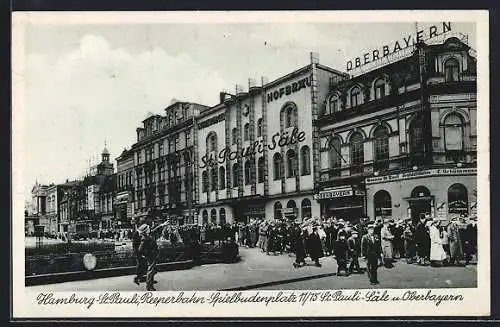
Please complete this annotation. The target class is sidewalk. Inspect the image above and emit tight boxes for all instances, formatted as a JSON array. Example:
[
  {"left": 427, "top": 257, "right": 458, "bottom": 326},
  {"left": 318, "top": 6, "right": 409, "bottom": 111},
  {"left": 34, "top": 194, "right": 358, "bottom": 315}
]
[{"left": 26, "top": 247, "right": 477, "bottom": 292}]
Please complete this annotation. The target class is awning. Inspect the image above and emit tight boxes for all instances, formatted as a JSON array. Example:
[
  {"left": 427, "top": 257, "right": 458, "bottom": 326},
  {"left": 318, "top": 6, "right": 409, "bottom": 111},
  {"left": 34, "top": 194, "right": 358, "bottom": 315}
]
[
  {"left": 328, "top": 205, "right": 363, "bottom": 211},
  {"left": 404, "top": 196, "right": 434, "bottom": 201}
]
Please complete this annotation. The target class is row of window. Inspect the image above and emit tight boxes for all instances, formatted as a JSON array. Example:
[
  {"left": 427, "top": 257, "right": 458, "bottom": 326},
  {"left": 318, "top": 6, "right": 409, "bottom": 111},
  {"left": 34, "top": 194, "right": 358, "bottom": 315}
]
[
  {"left": 325, "top": 58, "right": 462, "bottom": 116},
  {"left": 273, "top": 198, "right": 312, "bottom": 220},
  {"left": 326, "top": 113, "right": 468, "bottom": 172},
  {"left": 136, "top": 130, "right": 191, "bottom": 163},
  {"left": 201, "top": 208, "right": 227, "bottom": 225},
  {"left": 201, "top": 146, "right": 311, "bottom": 192}
]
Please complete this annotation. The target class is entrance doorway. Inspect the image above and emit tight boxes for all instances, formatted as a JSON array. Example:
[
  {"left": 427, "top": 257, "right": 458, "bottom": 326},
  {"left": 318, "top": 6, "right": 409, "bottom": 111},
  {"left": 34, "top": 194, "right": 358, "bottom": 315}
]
[{"left": 407, "top": 186, "right": 432, "bottom": 224}]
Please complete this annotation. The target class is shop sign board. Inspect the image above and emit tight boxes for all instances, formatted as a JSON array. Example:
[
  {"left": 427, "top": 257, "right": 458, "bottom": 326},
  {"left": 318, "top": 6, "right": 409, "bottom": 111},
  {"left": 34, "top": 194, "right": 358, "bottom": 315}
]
[{"left": 365, "top": 168, "right": 477, "bottom": 185}]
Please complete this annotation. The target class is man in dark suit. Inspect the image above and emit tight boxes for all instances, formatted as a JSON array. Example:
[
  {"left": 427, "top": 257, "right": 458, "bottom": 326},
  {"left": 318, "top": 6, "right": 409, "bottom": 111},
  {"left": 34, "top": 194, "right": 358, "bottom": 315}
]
[
  {"left": 308, "top": 225, "right": 324, "bottom": 267},
  {"left": 361, "top": 224, "right": 381, "bottom": 285}
]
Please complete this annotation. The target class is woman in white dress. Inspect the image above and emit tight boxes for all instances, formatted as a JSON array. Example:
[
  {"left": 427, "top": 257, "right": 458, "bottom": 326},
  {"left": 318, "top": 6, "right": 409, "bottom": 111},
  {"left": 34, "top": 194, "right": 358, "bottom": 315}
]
[{"left": 429, "top": 219, "right": 447, "bottom": 266}]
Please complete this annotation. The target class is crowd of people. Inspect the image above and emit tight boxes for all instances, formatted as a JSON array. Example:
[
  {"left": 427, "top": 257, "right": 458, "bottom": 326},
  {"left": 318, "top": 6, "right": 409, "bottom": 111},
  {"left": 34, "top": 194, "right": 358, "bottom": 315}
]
[{"left": 129, "top": 212, "right": 477, "bottom": 290}]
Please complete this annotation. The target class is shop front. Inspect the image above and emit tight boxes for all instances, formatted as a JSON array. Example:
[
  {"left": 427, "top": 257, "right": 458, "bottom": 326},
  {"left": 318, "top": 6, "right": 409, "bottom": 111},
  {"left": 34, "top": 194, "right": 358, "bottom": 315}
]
[
  {"left": 315, "top": 185, "right": 366, "bottom": 222},
  {"left": 366, "top": 167, "right": 477, "bottom": 223}
]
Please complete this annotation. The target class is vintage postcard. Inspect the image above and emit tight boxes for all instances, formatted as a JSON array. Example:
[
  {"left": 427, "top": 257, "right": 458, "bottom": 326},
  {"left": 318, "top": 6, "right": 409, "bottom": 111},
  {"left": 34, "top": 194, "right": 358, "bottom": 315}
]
[{"left": 12, "top": 10, "right": 490, "bottom": 318}]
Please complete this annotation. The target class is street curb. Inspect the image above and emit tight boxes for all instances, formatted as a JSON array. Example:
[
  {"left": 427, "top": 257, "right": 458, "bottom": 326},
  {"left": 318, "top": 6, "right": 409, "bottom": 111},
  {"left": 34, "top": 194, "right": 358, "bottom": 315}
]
[
  {"left": 25, "top": 260, "right": 195, "bottom": 286},
  {"left": 220, "top": 272, "right": 338, "bottom": 291}
]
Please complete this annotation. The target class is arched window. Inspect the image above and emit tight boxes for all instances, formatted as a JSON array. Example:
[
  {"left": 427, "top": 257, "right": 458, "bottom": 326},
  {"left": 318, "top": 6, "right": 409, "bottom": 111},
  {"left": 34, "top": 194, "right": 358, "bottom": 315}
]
[
  {"left": 273, "top": 153, "right": 282, "bottom": 180},
  {"left": 374, "top": 78, "right": 388, "bottom": 99},
  {"left": 202, "top": 210, "right": 208, "bottom": 224},
  {"left": 409, "top": 115, "right": 425, "bottom": 154},
  {"left": 232, "top": 163, "right": 240, "bottom": 187},
  {"left": 232, "top": 127, "right": 238, "bottom": 145},
  {"left": 350, "top": 132, "right": 364, "bottom": 173},
  {"left": 286, "top": 149, "right": 297, "bottom": 178},
  {"left": 350, "top": 86, "right": 362, "bottom": 107},
  {"left": 244, "top": 123, "right": 250, "bottom": 141},
  {"left": 300, "top": 146, "right": 311, "bottom": 176},
  {"left": 329, "top": 94, "right": 340, "bottom": 114},
  {"left": 257, "top": 118, "right": 263, "bottom": 137},
  {"left": 448, "top": 183, "right": 468, "bottom": 215},
  {"left": 210, "top": 209, "right": 217, "bottom": 224},
  {"left": 219, "top": 208, "right": 226, "bottom": 225},
  {"left": 202, "top": 171, "right": 209, "bottom": 192},
  {"left": 444, "top": 114, "right": 465, "bottom": 162},
  {"left": 274, "top": 202, "right": 283, "bottom": 220},
  {"left": 411, "top": 186, "right": 431, "bottom": 198},
  {"left": 257, "top": 157, "right": 265, "bottom": 183},
  {"left": 210, "top": 168, "right": 218, "bottom": 191},
  {"left": 373, "top": 126, "right": 389, "bottom": 170},
  {"left": 206, "top": 132, "right": 217, "bottom": 152},
  {"left": 283, "top": 105, "right": 297, "bottom": 128},
  {"left": 219, "top": 166, "right": 226, "bottom": 189},
  {"left": 244, "top": 159, "right": 252, "bottom": 185},
  {"left": 328, "top": 137, "right": 342, "bottom": 174},
  {"left": 374, "top": 190, "right": 392, "bottom": 219},
  {"left": 301, "top": 198, "right": 312, "bottom": 220},
  {"left": 286, "top": 200, "right": 297, "bottom": 220},
  {"left": 444, "top": 58, "right": 460, "bottom": 82}
]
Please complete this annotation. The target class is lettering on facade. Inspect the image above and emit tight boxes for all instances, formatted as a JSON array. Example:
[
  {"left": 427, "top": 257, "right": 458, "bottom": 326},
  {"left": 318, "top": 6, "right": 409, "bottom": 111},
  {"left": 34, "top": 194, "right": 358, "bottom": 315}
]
[
  {"left": 266, "top": 76, "right": 312, "bottom": 103},
  {"left": 314, "top": 189, "right": 360, "bottom": 200},
  {"left": 346, "top": 22, "right": 452, "bottom": 72},
  {"left": 365, "top": 168, "right": 477, "bottom": 185},
  {"left": 198, "top": 113, "right": 225, "bottom": 129},
  {"left": 199, "top": 127, "right": 306, "bottom": 169}
]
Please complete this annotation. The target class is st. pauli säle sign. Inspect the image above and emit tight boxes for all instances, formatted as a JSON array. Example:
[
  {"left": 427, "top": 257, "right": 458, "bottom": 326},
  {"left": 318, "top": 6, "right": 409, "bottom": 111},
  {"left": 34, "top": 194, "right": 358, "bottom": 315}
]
[
  {"left": 346, "top": 22, "right": 452, "bottom": 72},
  {"left": 199, "top": 127, "right": 306, "bottom": 169}
]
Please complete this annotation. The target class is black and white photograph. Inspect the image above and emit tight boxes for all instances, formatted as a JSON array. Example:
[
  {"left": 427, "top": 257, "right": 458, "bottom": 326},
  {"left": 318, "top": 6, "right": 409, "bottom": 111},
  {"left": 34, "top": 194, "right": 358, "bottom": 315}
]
[{"left": 12, "top": 11, "right": 490, "bottom": 318}]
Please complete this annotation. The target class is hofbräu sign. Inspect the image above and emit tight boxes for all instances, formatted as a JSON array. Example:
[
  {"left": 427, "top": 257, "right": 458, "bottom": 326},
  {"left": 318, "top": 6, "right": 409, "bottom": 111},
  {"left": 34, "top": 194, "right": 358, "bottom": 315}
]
[{"left": 346, "top": 22, "right": 452, "bottom": 72}]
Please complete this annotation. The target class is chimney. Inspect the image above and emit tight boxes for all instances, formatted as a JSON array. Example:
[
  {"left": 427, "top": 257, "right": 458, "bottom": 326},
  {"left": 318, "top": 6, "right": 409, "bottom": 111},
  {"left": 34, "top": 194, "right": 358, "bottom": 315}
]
[
  {"left": 310, "top": 52, "right": 319, "bottom": 65},
  {"left": 219, "top": 91, "right": 227, "bottom": 104},
  {"left": 235, "top": 84, "right": 245, "bottom": 95},
  {"left": 248, "top": 78, "right": 257, "bottom": 89},
  {"left": 261, "top": 76, "right": 269, "bottom": 87}
]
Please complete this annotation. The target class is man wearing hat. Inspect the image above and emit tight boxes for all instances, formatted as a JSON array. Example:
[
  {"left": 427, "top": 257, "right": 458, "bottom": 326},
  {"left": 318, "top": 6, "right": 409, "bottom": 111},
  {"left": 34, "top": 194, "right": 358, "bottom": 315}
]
[
  {"left": 132, "top": 217, "right": 147, "bottom": 285},
  {"left": 447, "top": 217, "right": 463, "bottom": 266},
  {"left": 137, "top": 221, "right": 168, "bottom": 291},
  {"left": 308, "top": 225, "right": 324, "bottom": 267},
  {"left": 347, "top": 230, "right": 362, "bottom": 274},
  {"left": 361, "top": 224, "right": 381, "bottom": 285}
]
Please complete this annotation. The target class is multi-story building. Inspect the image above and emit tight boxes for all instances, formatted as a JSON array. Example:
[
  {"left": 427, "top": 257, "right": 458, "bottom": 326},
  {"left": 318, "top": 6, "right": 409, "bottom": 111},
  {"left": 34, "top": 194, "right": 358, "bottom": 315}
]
[
  {"left": 196, "top": 53, "right": 347, "bottom": 224},
  {"left": 130, "top": 101, "right": 209, "bottom": 225},
  {"left": 25, "top": 182, "right": 48, "bottom": 235},
  {"left": 317, "top": 36, "right": 477, "bottom": 223},
  {"left": 115, "top": 148, "right": 135, "bottom": 228}
]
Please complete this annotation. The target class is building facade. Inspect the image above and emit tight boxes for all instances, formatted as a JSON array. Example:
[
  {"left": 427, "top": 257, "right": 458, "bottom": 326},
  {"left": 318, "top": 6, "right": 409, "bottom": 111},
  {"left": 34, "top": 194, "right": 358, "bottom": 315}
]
[
  {"left": 196, "top": 53, "right": 348, "bottom": 224},
  {"left": 129, "top": 101, "right": 209, "bottom": 225},
  {"left": 115, "top": 148, "right": 135, "bottom": 228},
  {"left": 317, "top": 37, "right": 477, "bottom": 223}
]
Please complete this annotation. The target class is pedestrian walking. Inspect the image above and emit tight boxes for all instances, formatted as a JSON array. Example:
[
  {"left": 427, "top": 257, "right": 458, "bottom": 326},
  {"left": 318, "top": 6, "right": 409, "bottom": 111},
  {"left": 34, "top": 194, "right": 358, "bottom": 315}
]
[
  {"left": 137, "top": 221, "right": 168, "bottom": 291},
  {"left": 381, "top": 219, "right": 394, "bottom": 268},
  {"left": 361, "top": 224, "right": 381, "bottom": 285},
  {"left": 292, "top": 225, "right": 307, "bottom": 268},
  {"left": 132, "top": 218, "right": 147, "bottom": 285},
  {"left": 429, "top": 219, "right": 447, "bottom": 267},
  {"left": 347, "top": 230, "right": 362, "bottom": 274},
  {"left": 308, "top": 225, "right": 324, "bottom": 267},
  {"left": 334, "top": 233, "right": 349, "bottom": 276},
  {"left": 447, "top": 217, "right": 463, "bottom": 265}
]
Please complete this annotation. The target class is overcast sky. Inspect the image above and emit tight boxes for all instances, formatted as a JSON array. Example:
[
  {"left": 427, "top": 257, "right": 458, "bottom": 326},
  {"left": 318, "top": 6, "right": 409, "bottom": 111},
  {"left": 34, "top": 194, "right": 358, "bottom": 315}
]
[{"left": 20, "top": 19, "right": 476, "bottom": 195}]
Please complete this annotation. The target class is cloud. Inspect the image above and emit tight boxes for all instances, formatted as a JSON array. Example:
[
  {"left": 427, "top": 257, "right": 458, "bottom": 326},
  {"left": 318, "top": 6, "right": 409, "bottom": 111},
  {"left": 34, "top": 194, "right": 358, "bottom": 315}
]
[{"left": 23, "top": 34, "right": 230, "bottom": 192}]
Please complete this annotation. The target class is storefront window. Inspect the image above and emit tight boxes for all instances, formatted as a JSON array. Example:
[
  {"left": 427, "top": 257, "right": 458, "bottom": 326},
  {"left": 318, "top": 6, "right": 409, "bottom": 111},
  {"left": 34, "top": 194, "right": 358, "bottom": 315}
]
[
  {"left": 301, "top": 198, "right": 312, "bottom": 220},
  {"left": 220, "top": 208, "right": 226, "bottom": 225},
  {"left": 274, "top": 202, "right": 283, "bottom": 220},
  {"left": 286, "top": 200, "right": 297, "bottom": 220},
  {"left": 448, "top": 183, "right": 468, "bottom": 215},
  {"left": 210, "top": 209, "right": 217, "bottom": 224},
  {"left": 374, "top": 190, "right": 392, "bottom": 219}
]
